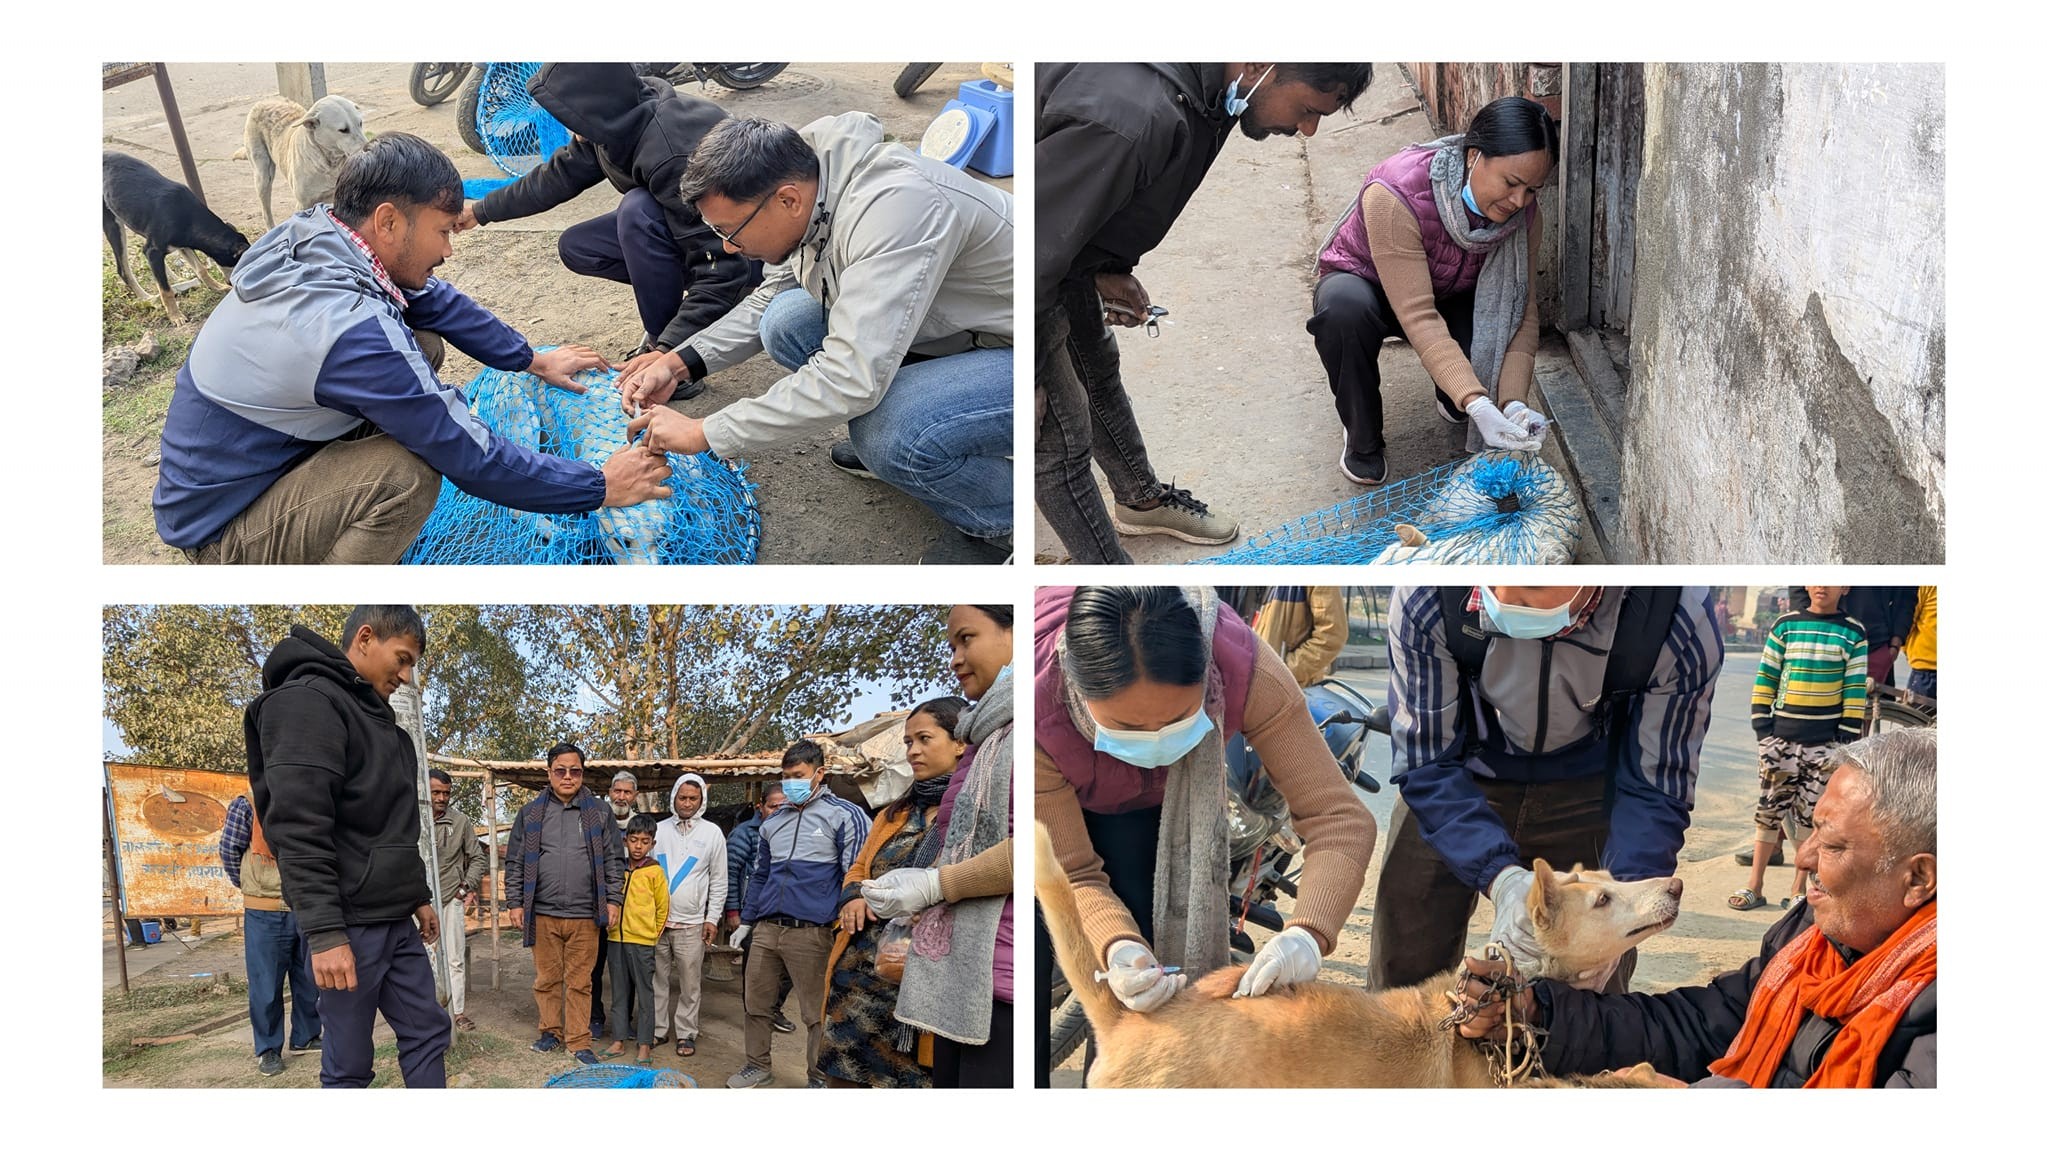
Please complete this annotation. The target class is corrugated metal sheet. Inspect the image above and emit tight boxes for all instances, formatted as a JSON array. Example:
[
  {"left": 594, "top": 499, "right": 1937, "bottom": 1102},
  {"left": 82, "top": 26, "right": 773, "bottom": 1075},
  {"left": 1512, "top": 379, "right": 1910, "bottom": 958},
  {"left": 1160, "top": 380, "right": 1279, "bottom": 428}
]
[{"left": 106, "top": 763, "right": 247, "bottom": 918}]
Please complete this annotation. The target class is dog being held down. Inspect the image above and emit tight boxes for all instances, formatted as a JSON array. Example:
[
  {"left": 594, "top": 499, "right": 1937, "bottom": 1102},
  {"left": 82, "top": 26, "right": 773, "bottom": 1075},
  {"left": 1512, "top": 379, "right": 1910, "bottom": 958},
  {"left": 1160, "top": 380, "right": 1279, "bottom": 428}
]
[
  {"left": 235, "top": 94, "right": 367, "bottom": 228},
  {"left": 102, "top": 152, "right": 249, "bottom": 324},
  {"left": 1036, "top": 823, "right": 1684, "bottom": 1088}
]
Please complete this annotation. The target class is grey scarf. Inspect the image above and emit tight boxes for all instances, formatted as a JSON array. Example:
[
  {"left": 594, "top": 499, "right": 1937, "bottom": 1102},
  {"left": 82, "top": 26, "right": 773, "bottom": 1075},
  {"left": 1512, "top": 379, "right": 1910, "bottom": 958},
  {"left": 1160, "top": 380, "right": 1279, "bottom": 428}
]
[
  {"left": 893, "top": 664, "right": 1013, "bottom": 1044},
  {"left": 1060, "top": 587, "right": 1231, "bottom": 980},
  {"left": 1425, "top": 135, "right": 1533, "bottom": 452}
]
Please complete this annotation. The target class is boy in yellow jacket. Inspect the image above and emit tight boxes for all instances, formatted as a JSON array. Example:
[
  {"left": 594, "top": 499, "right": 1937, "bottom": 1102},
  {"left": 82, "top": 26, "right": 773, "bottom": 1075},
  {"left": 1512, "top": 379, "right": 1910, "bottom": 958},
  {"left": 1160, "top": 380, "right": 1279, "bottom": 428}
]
[{"left": 605, "top": 814, "right": 669, "bottom": 1063}]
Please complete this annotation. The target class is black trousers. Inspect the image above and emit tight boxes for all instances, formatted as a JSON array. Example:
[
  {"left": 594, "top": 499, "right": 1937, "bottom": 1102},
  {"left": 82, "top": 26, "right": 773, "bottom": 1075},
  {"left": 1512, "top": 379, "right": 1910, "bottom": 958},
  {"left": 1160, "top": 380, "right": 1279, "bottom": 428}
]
[
  {"left": 1306, "top": 272, "right": 1474, "bottom": 456},
  {"left": 932, "top": 1000, "right": 1014, "bottom": 1087},
  {"left": 1034, "top": 805, "right": 1161, "bottom": 1087}
]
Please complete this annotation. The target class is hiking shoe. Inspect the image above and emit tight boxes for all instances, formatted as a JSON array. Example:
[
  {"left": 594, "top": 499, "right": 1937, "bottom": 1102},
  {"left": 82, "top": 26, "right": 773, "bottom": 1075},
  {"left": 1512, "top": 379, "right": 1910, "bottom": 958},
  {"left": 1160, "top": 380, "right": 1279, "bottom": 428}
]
[
  {"left": 1114, "top": 484, "right": 1239, "bottom": 546},
  {"left": 726, "top": 1064, "right": 775, "bottom": 1089},
  {"left": 1340, "top": 448, "right": 1387, "bottom": 486},
  {"left": 289, "top": 1037, "right": 321, "bottom": 1055},
  {"left": 1735, "top": 843, "right": 1785, "bottom": 867},
  {"left": 530, "top": 1034, "right": 563, "bottom": 1054},
  {"left": 771, "top": 1012, "right": 796, "bottom": 1034},
  {"left": 1435, "top": 389, "right": 1470, "bottom": 425},
  {"left": 828, "top": 441, "right": 877, "bottom": 480},
  {"left": 573, "top": 1049, "right": 601, "bottom": 1066},
  {"left": 258, "top": 1050, "right": 285, "bottom": 1077}
]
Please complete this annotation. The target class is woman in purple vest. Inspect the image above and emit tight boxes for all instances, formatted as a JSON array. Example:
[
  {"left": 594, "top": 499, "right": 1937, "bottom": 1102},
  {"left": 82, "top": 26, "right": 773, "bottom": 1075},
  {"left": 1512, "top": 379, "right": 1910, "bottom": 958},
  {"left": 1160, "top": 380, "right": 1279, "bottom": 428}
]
[
  {"left": 1032, "top": 585, "right": 1375, "bottom": 1085},
  {"left": 1307, "top": 96, "right": 1559, "bottom": 485}
]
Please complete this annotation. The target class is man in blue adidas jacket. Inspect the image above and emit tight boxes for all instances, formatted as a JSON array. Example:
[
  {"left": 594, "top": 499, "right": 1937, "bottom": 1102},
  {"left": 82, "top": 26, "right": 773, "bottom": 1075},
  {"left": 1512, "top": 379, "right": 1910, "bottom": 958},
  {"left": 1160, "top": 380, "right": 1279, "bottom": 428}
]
[
  {"left": 1369, "top": 586, "right": 1724, "bottom": 994},
  {"left": 726, "top": 739, "right": 870, "bottom": 1088},
  {"left": 152, "top": 132, "right": 674, "bottom": 564}
]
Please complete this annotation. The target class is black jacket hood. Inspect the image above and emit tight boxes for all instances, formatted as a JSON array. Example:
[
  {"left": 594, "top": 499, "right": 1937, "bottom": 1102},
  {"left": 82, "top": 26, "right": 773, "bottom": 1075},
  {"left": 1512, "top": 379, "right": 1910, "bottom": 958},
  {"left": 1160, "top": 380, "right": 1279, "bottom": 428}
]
[
  {"left": 528, "top": 63, "right": 659, "bottom": 154},
  {"left": 260, "top": 624, "right": 393, "bottom": 722}
]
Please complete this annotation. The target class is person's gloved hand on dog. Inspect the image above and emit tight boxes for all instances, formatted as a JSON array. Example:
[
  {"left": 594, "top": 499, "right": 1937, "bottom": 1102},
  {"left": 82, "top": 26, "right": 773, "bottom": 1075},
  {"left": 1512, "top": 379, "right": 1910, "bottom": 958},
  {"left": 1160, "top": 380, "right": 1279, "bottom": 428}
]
[
  {"left": 1466, "top": 396, "right": 1544, "bottom": 451},
  {"left": 1233, "top": 925, "right": 1322, "bottom": 998},
  {"left": 1486, "top": 865, "right": 1544, "bottom": 973},
  {"left": 1104, "top": 940, "right": 1184, "bottom": 1013}
]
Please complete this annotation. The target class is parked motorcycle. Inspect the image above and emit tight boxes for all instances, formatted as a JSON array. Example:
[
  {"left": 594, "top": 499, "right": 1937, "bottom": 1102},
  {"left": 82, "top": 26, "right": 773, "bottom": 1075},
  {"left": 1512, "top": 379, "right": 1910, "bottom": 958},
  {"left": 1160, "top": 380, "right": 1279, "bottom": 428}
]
[
  {"left": 444, "top": 62, "right": 789, "bottom": 157},
  {"left": 407, "top": 62, "right": 472, "bottom": 106}
]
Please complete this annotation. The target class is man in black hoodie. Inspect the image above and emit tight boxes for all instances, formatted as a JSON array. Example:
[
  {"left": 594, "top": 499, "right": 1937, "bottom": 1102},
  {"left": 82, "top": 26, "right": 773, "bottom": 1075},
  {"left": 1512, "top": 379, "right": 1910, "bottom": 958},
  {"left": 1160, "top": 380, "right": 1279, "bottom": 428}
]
[
  {"left": 457, "top": 63, "right": 762, "bottom": 369},
  {"left": 245, "top": 605, "right": 447, "bottom": 1089},
  {"left": 1034, "top": 63, "right": 1374, "bottom": 564}
]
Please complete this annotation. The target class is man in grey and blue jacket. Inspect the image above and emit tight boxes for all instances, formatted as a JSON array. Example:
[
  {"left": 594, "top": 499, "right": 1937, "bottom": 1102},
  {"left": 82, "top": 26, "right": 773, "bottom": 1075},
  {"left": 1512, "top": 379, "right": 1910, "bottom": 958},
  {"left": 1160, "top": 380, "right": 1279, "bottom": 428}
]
[
  {"left": 152, "top": 132, "right": 674, "bottom": 564},
  {"left": 725, "top": 741, "right": 870, "bottom": 1088}
]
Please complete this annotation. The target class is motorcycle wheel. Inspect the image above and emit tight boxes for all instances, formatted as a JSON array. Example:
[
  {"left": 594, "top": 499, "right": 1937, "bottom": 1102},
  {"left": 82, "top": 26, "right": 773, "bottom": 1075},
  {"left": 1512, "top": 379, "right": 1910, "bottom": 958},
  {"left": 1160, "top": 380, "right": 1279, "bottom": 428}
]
[
  {"left": 704, "top": 63, "right": 786, "bottom": 90},
  {"left": 409, "top": 62, "right": 471, "bottom": 107},
  {"left": 453, "top": 71, "right": 486, "bottom": 155},
  {"left": 1047, "top": 992, "right": 1092, "bottom": 1068},
  {"left": 894, "top": 62, "right": 944, "bottom": 98}
]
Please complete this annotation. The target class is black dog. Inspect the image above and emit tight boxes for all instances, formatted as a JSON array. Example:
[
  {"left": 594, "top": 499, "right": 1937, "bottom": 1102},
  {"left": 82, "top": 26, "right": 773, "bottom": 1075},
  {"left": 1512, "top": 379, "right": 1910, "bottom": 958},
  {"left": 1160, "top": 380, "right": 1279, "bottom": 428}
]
[{"left": 103, "top": 151, "right": 249, "bottom": 324}]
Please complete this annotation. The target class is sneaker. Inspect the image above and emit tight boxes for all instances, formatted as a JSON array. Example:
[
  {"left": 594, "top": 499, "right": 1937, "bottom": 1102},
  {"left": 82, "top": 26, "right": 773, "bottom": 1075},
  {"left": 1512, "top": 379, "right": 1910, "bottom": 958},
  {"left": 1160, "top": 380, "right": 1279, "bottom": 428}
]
[
  {"left": 771, "top": 1012, "right": 797, "bottom": 1034},
  {"left": 530, "top": 1034, "right": 563, "bottom": 1054},
  {"left": 828, "top": 441, "right": 877, "bottom": 480},
  {"left": 1339, "top": 448, "right": 1387, "bottom": 486},
  {"left": 257, "top": 1050, "right": 285, "bottom": 1077},
  {"left": 1434, "top": 389, "right": 1470, "bottom": 425},
  {"left": 920, "top": 530, "right": 1012, "bottom": 565},
  {"left": 573, "top": 1049, "right": 601, "bottom": 1066},
  {"left": 726, "top": 1064, "right": 775, "bottom": 1089},
  {"left": 289, "top": 1037, "right": 321, "bottom": 1055},
  {"left": 1113, "top": 484, "right": 1239, "bottom": 546}
]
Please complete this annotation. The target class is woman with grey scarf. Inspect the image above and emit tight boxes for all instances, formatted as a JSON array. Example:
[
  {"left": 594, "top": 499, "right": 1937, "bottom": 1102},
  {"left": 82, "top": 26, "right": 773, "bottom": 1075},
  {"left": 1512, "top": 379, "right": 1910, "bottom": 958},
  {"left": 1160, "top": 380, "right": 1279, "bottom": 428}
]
[
  {"left": 1308, "top": 96, "right": 1558, "bottom": 486},
  {"left": 861, "top": 604, "right": 1016, "bottom": 1087}
]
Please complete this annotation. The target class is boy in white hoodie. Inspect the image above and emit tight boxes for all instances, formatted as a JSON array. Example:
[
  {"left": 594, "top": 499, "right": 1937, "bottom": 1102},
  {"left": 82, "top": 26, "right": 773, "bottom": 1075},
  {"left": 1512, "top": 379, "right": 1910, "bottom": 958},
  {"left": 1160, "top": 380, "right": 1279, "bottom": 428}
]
[{"left": 651, "top": 773, "right": 727, "bottom": 1055}]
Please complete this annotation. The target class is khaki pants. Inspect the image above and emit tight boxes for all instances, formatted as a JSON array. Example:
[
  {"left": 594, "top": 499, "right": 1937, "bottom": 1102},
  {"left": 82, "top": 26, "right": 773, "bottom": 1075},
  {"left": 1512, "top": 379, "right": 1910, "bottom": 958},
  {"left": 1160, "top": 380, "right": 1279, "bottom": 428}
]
[
  {"left": 532, "top": 915, "right": 600, "bottom": 1051},
  {"left": 744, "top": 922, "right": 831, "bottom": 1076},
  {"left": 651, "top": 925, "right": 705, "bottom": 1042},
  {"left": 185, "top": 330, "right": 446, "bottom": 565}
]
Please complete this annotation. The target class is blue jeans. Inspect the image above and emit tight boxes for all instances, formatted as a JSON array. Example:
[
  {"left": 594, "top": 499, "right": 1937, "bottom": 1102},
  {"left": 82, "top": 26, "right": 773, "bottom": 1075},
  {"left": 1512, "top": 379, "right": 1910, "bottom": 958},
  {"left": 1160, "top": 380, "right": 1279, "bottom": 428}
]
[
  {"left": 758, "top": 289, "right": 1013, "bottom": 539},
  {"left": 244, "top": 908, "right": 320, "bottom": 1056},
  {"left": 1907, "top": 667, "right": 1936, "bottom": 699}
]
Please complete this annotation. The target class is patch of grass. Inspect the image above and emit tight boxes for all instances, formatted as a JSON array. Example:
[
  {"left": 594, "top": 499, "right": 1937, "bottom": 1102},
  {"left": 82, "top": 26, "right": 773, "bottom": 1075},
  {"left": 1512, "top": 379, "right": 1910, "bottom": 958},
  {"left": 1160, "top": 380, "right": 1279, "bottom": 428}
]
[
  {"left": 102, "top": 977, "right": 248, "bottom": 1065},
  {"left": 101, "top": 246, "right": 226, "bottom": 349},
  {"left": 103, "top": 367, "right": 178, "bottom": 440}
]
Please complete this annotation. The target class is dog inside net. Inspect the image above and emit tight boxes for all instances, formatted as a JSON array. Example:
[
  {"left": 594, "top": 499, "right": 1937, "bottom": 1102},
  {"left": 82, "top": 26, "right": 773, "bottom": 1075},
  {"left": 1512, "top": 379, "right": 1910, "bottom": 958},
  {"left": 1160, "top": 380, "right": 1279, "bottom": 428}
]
[
  {"left": 402, "top": 358, "right": 761, "bottom": 565},
  {"left": 1195, "top": 452, "right": 1583, "bottom": 565}
]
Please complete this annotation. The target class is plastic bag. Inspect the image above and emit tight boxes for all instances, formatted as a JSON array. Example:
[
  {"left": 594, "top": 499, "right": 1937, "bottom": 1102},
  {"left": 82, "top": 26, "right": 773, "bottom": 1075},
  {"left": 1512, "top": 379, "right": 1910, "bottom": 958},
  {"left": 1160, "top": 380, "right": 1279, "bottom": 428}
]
[{"left": 875, "top": 916, "right": 914, "bottom": 984}]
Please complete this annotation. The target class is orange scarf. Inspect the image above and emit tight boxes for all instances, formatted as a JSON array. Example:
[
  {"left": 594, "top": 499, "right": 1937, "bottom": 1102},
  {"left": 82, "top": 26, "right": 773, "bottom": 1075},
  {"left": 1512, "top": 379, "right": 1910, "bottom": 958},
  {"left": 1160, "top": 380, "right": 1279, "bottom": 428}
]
[{"left": 1708, "top": 901, "right": 1935, "bottom": 1088}]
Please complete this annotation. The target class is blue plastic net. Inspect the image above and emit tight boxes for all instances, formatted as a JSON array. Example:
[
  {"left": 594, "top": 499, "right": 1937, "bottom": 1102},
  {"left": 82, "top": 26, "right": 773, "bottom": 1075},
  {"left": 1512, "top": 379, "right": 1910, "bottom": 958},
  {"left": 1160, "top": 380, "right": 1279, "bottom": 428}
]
[
  {"left": 544, "top": 1064, "right": 697, "bottom": 1088},
  {"left": 401, "top": 357, "right": 761, "bottom": 565},
  {"left": 1195, "top": 452, "right": 1583, "bottom": 565},
  {"left": 476, "top": 63, "right": 570, "bottom": 178}
]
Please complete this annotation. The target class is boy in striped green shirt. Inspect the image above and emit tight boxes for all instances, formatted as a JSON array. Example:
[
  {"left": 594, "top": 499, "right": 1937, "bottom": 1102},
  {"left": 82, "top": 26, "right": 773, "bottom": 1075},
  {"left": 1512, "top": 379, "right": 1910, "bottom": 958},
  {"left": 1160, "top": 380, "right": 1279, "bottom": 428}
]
[{"left": 1734, "top": 586, "right": 1868, "bottom": 911}]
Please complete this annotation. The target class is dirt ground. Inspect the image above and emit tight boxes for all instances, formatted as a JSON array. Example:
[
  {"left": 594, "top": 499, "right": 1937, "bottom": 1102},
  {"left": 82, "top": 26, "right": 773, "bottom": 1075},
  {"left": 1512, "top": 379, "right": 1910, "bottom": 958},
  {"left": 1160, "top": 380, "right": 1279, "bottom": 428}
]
[
  {"left": 104, "top": 919, "right": 821, "bottom": 1089},
  {"left": 101, "top": 62, "right": 1013, "bottom": 565}
]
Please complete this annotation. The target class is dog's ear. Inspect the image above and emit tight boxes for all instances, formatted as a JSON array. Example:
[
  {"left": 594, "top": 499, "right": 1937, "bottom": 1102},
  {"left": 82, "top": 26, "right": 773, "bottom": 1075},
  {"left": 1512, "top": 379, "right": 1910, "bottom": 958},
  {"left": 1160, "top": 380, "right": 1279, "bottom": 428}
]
[
  {"left": 1528, "top": 859, "right": 1556, "bottom": 931},
  {"left": 300, "top": 112, "right": 321, "bottom": 130}
]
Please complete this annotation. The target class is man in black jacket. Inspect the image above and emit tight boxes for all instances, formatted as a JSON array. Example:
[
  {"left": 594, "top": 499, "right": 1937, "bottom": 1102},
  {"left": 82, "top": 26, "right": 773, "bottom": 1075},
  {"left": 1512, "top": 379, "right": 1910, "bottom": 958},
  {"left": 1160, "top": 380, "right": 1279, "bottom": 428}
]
[
  {"left": 1453, "top": 729, "right": 1936, "bottom": 1088},
  {"left": 457, "top": 63, "right": 761, "bottom": 370},
  {"left": 1035, "top": 63, "right": 1374, "bottom": 563},
  {"left": 245, "top": 605, "right": 447, "bottom": 1089}
]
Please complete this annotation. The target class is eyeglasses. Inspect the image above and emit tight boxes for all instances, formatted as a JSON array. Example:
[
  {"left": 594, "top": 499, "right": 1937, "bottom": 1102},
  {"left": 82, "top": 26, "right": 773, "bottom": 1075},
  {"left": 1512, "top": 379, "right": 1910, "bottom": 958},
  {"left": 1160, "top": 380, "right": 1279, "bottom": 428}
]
[
  {"left": 549, "top": 767, "right": 585, "bottom": 779},
  {"left": 706, "top": 194, "right": 772, "bottom": 246}
]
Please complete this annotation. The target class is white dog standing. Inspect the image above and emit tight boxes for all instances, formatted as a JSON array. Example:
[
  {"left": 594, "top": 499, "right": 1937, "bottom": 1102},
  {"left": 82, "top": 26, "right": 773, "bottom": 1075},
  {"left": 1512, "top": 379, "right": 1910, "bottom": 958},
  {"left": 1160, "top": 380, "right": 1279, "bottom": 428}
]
[{"left": 236, "top": 95, "right": 367, "bottom": 228}]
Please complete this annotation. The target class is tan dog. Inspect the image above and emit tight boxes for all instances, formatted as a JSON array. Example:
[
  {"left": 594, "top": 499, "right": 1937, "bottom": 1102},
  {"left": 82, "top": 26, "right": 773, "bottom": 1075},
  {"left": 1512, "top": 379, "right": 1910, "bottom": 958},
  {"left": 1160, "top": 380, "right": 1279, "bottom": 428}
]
[
  {"left": 235, "top": 95, "right": 367, "bottom": 227},
  {"left": 1036, "top": 823, "right": 1683, "bottom": 1088}
]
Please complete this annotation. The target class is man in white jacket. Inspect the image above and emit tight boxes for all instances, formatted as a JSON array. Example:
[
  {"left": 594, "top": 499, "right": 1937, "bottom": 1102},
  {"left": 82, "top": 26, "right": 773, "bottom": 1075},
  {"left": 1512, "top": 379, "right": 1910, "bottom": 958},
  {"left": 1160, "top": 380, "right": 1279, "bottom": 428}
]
[
  {"left": 651, "top": 773, "right": 726, "bottom": 1056},
  {"left": 619, "top": 112, "right": 1014, "bottom": 562}
]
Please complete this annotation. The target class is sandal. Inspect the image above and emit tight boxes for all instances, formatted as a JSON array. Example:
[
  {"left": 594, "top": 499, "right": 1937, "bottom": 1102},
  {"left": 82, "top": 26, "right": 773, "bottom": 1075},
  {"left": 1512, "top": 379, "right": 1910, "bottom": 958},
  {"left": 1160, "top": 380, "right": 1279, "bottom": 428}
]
[
  {"left": 1728, "top": 888, "right": 1767, "bottom": 911},
  {"left": 677, "top": 1038, "right": 696, "bottom": 1057},
  {"left": 453, "top": 1015, "right": 475, "bottom": 1032}
]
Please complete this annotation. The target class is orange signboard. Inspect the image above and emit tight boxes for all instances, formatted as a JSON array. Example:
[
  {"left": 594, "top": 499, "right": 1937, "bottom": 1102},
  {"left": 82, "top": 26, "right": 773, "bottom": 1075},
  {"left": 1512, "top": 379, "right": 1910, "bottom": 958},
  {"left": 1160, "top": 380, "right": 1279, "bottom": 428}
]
[{"left": 106, "top": 763, "right": 247, "bottom": 918}]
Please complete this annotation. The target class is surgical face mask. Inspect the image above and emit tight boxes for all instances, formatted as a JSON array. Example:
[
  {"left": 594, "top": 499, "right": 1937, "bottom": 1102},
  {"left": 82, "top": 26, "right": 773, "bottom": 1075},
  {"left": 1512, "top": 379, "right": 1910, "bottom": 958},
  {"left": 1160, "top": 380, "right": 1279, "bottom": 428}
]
[
  {"left": 1223, "top": 65, "right": 1276, "bottom": 118},
  {"left": 1092, "top": 706, "right": 1215, "bottom": 770},
  {"left": 1461, "top": 182, "right": 1482, "bottom": 217},
  {"left": 1479, "top": 586, "right": 1583, "bottom": 641},
  {"left": 782, "top": 777, "right": 814, "bottom": 805}
]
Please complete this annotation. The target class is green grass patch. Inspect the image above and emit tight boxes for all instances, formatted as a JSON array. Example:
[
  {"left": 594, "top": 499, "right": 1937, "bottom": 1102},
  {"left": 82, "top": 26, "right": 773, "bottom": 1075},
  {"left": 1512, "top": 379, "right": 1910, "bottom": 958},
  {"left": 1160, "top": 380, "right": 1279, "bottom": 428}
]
[{"left": 101, "top": 977, "right": 248, "bottom": 1066}]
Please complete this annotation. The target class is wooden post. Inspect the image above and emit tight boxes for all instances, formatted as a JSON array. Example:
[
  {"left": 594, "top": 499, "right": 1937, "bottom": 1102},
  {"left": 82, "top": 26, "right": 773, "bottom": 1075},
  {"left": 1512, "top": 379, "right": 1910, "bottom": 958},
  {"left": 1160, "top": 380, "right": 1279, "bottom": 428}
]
[
  {"left": 483, "top": 768, "right": 501, "bottom": 991},
  {"left": 150, "top": 64, "right": 205, "bottom": 203},
  {"left": 276, "top": 63, "right": 327, "bottom": 106},
  {"left": 104, "top": 787, "right": 130, "bottom": 998}
]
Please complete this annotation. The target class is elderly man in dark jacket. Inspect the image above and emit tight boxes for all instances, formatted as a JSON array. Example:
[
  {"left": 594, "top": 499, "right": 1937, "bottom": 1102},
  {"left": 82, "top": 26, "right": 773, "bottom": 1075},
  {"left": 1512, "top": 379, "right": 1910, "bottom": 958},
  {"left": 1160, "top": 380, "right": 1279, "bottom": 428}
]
[
  {"left": 458, "top": 63, "right": 761, "bottom": 365},
  {"left": 1034, "top": 63, "right": 1373, "bottom": 563},
  {"left": 1455, "top": 729, "right": 1937, "bottom": 1088}
]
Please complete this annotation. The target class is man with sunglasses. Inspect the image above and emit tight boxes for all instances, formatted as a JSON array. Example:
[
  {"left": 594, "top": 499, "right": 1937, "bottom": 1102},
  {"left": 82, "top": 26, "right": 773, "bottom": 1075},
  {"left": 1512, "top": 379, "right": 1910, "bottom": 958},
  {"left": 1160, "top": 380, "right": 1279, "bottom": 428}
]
[
  {"left": 503, "top": 742, "right": 625, "bottom": 1065},
  {"left": 617, "top": 113, "right": 1015, "bottom": 563}
]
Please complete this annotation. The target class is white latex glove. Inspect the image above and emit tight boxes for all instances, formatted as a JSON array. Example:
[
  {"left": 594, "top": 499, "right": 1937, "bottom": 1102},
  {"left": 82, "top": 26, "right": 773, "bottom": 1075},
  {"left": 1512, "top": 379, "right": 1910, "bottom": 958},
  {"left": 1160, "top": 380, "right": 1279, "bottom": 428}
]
[
  {"left": 860, "top": 868, "right": 944, "bottom": 918},
  {"left": 1104, "top": 940, "right": 1185, "bottom": 1013},
  {"left": 1233, "top": 925, "right": 1322, "bottom": 998},
  {"left": 1466, "top": 396, "right": 1543, "bottom": 451},
  {"left": 729, "top": 924, "right": 751, "bottom": 949},
  {"left": 1567, "top": 955, "right": 1621, "bottom": 991},
  {"left": 1486, "top": 866, "right": 1543, "bottom": 972},
  {"left": 1500, "top": 400, "right": 1551, "bottom": 444}
]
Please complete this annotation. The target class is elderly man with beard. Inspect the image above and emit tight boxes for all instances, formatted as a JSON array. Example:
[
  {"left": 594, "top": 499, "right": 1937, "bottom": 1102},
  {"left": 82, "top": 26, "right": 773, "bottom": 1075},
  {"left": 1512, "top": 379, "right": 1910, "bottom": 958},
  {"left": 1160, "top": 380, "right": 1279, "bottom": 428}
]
[
  {"left": 587, "top": 770, "right": 641, "bottom": 1039},
  {"left": 1456, "top": 729, "right": 1937, "bottom": 1087},
  {"left": 427, "top": 769, "right": 488, "bottom": 1032},
  {"left": 651, "top": 773, "right": 726, "bottom": 1057}
]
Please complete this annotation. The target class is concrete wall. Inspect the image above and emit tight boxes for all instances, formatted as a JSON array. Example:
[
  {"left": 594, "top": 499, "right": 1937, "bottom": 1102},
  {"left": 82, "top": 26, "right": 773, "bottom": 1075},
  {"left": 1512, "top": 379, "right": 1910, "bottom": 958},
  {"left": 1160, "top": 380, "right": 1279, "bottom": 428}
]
[
  {"left": 1401, "top": 63, "right": 1564, "bottom": 328},
  {"left": 1623, "top": 63, "right": 1944, "bottom": 562}
]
